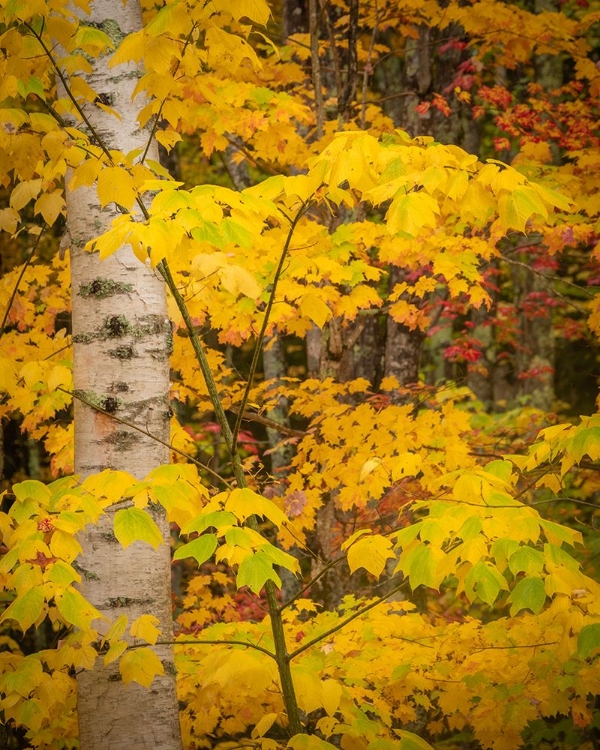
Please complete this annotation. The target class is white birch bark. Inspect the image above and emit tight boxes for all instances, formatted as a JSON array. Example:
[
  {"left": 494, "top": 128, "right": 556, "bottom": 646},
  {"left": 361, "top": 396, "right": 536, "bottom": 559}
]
[{"left": 58, "top": 1, "right": 182, "bottom": 747}]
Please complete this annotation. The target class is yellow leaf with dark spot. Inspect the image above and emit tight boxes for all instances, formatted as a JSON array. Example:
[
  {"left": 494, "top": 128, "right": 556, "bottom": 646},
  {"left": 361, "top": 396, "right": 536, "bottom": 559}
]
[{"left": 0, "top": 207, "right": 19, "bottom": 233}]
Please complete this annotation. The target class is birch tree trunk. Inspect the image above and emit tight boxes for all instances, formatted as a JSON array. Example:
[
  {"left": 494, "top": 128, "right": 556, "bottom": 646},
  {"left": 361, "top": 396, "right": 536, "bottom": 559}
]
[{"left": 61, "top": 1, "right": 182, "bottom": 748}]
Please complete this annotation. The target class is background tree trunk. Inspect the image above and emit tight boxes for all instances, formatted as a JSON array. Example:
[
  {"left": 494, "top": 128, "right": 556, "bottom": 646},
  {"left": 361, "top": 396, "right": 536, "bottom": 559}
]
[{"left": 63, "top": 1, "right": 182, "bottom": 748}]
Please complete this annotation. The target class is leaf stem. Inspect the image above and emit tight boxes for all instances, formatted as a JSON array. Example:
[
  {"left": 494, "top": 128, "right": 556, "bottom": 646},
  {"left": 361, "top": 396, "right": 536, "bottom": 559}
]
[
  {"left": 287, "top": 580, "right": 410, "bottom": 661},
  {"left": 1, "top": 226, "right": 45, "bottom": 333},
  {"left": 155, "top": 638, "right": 276, "bottom": 660},
  {"left": 279, "top": 554, "right": 345, "bottom": 612},
  {"left": 156, "top": 262, "right": 238, "bottom": 458},
  {"left": 140, "top": 24, "right": 197, "bottom": 165},
  {"left": 232, "top": 201, "right": 310, "bottom": 448},
  {"left": 25, "top": 23, "right": 113, "bottom": 164},
  {"left": 63, "top": 386, "right": 231, "bottom": 487}
]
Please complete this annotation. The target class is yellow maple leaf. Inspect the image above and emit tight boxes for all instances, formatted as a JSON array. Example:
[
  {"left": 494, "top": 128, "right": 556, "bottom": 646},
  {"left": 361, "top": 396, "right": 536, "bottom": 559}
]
[
  {"left": 10, "top": 179, "right": 42, "bottom": 211},
  {"left": 220, "top": 265, "right": 262, "bottom": 298},
  {"left": 130, "top": 614, "right": 161, "bottom": 645},
  {"left": 34, "top": 191, "right": 65, "bottom": 225},
  {"left": 119, "top": 647, "right": 164, "bottom": 688},
  {"left": 205, "top": 26, "right": 261, "bottom": 72},
  {"left": 299, "top": 293, "right": 331, "bottom": 328},
  {"left": 97, "top": 166, "right": 136, "bottom": 210},
  {"left": 109, "top": 30, "right": 144, "bottom": 67},
  {"left": 345, "top": 533, "right": 395, "bottom": 578}
]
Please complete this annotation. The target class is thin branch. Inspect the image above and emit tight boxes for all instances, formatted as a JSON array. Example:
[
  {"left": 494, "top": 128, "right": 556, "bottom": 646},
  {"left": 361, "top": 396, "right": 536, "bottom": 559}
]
[
  {"left": 219, "top": 151, "right": 250, "bottom": 191},
  {"left": 231, "top": 200, "right": 311, "bottom": 449},
  {"left": 425, "top": 493, "right": 599, "bottom": 510},
  {"left": 25, "top": 23, "right": 113, "bottom": 164},
  {"left": 279, "top": 553, "right": 346, "bottom": 611},
  {"left": 1, "top": 226, "right": 45, "bottom": 333},
  {"left": 162, "top": 638, "right": 276, "bottom": 660},
  {"left": 224, "top": 135, "right": 280, "bottom": 176},
  {"left": 502, "top": 254, "right": 593, "bottom": 314},
  {"left": 43, "top": 343, "right": 72, "bottom": 360},
  {"left": 470, "top": 641, "right": 557, "bottom": 653},
  {"left": 157, "top": 261, "right": 238, "bottom": 459},
  {"left": 33, "top": 95, "right": 67, "bottom": 127},
  {"left": 287, "top": 580, "right": 412, "bottom": 661},
  {"left": 228, "top": 405, "right": 306, "bottom": 438},
  {"left": 532, "top": 495, "right": 599, "bottom": 510},
  {"left": 61, "top": 387, "right": 232, "bottom": 488},
  {"left": 364, "top": 91, "right": 416, "bottom": 105},
  {"left": 140, "top": 24, "right": 197, "bottom": 164}
]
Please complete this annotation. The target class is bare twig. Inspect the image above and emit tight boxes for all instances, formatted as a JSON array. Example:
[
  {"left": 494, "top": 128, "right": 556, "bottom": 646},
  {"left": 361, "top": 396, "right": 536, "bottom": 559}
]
[
  {"left": 232, "top": 200, "right": 312, "bottom": 449},
  {"left": 140, "top": 24, "right": 197, "bottom": 164},
  {"left": 60, "top": 386, "right": 232, "bottom": 488},
  {"left": 228, "top": 405, "right": 306, "bottom": 438},
  {"left": 158, "top": 638, "right": 276, "bottom": 660},
  {"left": 1, "top": 226, "right": 46, "bottom": 333},
  {"left": 287, "top": 580, "right": 414, "bottom": 661}
]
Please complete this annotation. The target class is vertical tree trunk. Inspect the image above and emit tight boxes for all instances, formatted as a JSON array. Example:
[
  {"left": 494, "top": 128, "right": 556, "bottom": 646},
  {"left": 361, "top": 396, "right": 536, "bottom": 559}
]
[
  {"left": 467, "top": 299, "right": 495, "bottom": 407},
  {"left": 509, "top": 0, "right": 560, "bottom": 411},
  {"left": 263, "top": 335, "right": 294, "bottom": 477},
  {"left": 282, "top": 0, "right": 308, "bottom": 39},
  {"left": 380, "top": 30, "right": 430, "bottom": 389},
  {"left": 511, "top": 257, "right": 555, "bottom": 410},
  {"left": 62, "top": 2, "right": 182, "bottom": 748},
  {"left": 384, "top": 271, "right": 426, "bottom": 390}
]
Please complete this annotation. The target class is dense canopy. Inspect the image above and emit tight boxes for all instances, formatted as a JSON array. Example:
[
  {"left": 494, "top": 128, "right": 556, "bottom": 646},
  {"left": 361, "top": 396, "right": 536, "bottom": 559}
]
[{"left": 0, "top": 0, "right": 599, "bottom": 748}]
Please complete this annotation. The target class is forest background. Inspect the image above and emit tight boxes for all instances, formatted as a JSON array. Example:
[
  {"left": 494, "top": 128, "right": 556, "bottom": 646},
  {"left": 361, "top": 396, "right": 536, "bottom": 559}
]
[{"left": 0, "top": 0, "right": 599, "bottom": 749}]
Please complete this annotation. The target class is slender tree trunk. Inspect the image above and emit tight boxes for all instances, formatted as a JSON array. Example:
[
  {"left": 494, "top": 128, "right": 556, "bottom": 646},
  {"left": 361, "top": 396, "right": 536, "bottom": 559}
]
[
  {"left": 263, "top": 334, "right": 294, "bottom": 477},
  {"left": 467, "top": 296, "right": 495, "bottom": 407},
  {"left": 61, "top": 1, "right": 182, "bottom": 748},
  {"left": 511, "top": 255, "right": 554, "bottom": 410},
  {"left": 508, "top": 0, "right": 560, "bottom": 411},
  {"left": 380, "top": 30, "right": 430, "bottom": 389},
  {"left": 282, "top": 0, "right": 308, "bottom": 39},
  {"left": 384, "top": 268, "right": 426, "bottom": 389}
]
